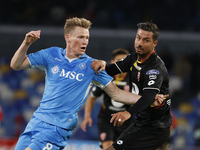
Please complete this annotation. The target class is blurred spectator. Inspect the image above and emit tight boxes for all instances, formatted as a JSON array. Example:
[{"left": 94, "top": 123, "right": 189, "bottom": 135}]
[
  {"left": 172, "top": 54, "right": 192, "bottom": 83},
  {"left": 170, "top": 54, "right": 192, "bottom": 108},
  {"left": 193, "top": 106, "right": 200, "bottom": 146},
  {"left": 0, "top": 105, "right": 3, "bottom": 123}
]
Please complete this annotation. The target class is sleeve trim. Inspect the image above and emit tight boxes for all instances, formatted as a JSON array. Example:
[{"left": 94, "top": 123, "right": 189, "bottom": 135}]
[
  {"left": 143, "top": 87, "right": 160, "bottom": 92},
  {"left": 27, "top": 56, "right": 34, "bottom": 68},
  {"left": 103, "top": 79, "right": 113, "bottom": 89},
  {"left": 114, "top": 63, "right": 123, "bottom": 73}
]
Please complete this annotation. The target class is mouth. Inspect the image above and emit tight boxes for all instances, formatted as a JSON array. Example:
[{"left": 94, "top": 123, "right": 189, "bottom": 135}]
[
  {"left": 136, "top": 48, "right": 142, "bottom": 52},
  {"left": 81, "top": 47, "right": 86, "bottom": 51},
  {"left": 136, "top": 47, "right": 143, "bottom": 52}
]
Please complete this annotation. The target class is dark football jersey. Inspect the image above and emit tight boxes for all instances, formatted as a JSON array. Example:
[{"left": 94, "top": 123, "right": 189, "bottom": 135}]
[{"left": 106, "top": 51, "right": 172, "bottom": 130}]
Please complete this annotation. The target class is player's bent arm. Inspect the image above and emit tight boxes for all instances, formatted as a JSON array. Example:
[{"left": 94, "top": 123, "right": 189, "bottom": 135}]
[
  {"left": 10, "top": 30, "right": 40, "bottom": 70},
  {"left": 81, "top": 95, "right": 96, "bottom": 132},
  {"left": 84, "top": 95, "right": 96, "bottom": 119},
  {"left": 10, "top": 41, "right": 31, "bottom": 70},
  {"left": 104, "top": 81, "right": 141, "bottom": 105},
  {"left": 126, "top": 89, "right": 158, "bottom": 115}
]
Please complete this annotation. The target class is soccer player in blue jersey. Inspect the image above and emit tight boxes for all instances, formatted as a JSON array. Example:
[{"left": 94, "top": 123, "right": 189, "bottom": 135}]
[{"left": 10, "top": 17, "right": 164, "bottom": 150}]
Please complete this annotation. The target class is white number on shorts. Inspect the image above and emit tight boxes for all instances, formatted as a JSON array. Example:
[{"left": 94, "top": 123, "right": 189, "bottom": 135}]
[{"left": 43, "top": 143, "right": 53, "bottom": 150}]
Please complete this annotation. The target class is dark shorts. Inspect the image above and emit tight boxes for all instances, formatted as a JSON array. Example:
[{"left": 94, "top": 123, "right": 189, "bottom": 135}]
[
  {"left": 113, "top": 124, "right": 170, "bottom": 150},
  {"left": 97, "top": 111, "right": 131, "bottom": 142}
]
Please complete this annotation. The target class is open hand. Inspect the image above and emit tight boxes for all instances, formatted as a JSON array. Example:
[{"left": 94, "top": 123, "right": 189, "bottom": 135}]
[
  {"left": 81, "top": 117, "right": 92, "bottom": 132},
  {"left": 110, "top": 111, "right": 131, "bottom": 126}
]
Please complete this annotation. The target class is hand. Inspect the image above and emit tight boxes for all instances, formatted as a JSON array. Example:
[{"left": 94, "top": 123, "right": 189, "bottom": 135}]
[
  {"left": 110, "top": 111, "right": 131, "bottom": 126},
  {"left": 91, "top": 60, "right": 106, "bottom": 74},
  {"left": 24, "top": 30, "right": 41, "bottom": 45},
  {"left": 81, "top": 117, "right": 92, "bottom": 132},
  {"left": 153, "top": 94, "right": 169, "bottom": 106}
]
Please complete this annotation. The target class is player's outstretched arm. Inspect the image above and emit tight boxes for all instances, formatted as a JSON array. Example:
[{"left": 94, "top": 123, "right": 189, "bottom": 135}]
[
  {"left": 10, "top": 30, "right": 41, "bottom": 70},
  {"left": 81, "top": 95, "right": 96, "bottom": 132},
  {"left": 104, "top": 82, "right": 141, "bottom": 105},
  {"left": 109, "top": 92, "right": 169, "bottom": 126},
  {"left": 104, "top": 82, "right": 167, "bottom": 105}
]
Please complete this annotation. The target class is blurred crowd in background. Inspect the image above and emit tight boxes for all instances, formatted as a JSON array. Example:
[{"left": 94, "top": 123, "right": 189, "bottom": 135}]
[
  {"left": 1, "top": 0, "right": 200, "bottom": 31},
  {"left": 0, "top": 0, "right": 200, "bottom": 149}
]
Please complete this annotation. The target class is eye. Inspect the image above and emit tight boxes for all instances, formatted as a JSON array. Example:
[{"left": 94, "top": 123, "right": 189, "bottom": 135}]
[{"left": 136, "top": 37, "right": 140, "bottom": 40}]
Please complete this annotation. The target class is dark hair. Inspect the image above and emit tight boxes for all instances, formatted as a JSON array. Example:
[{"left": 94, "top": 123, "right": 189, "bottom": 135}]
[
  {"left": 137, "top": 22, "right": 159, "bottom": 41},
  {"left": 111, "top": 48, "right": 129, "bottom": 59}
]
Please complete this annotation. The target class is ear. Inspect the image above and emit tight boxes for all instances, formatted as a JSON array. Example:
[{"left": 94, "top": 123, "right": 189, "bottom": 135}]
[
  {"left": 153, "top": 40, "right": 158, "bottom": 48},
  {"left": 65, "top": 34, "right": 70, "bottom": 42},
  {"left": 111, "top": 59, "right": 114, "bottom": 64}
]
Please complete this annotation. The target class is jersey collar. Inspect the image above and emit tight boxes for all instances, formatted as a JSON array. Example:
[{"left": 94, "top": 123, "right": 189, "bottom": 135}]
[
  {"left": 61, "top": 48, "right": 88, "bottom": 58},
  {"left": 137, "top": 49, "right": 156, "bottom": 64}
]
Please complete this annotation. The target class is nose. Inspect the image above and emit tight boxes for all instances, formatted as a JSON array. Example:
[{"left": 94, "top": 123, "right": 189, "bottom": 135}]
[
  {"left": 83, "top": 38, "right": 88, "bottom": 44},
  {"left": 137, "top": 39, "right": 142, "bottom": 45},
  {"left": 136, "top": 40, "right": 143, "bottom": 48}
]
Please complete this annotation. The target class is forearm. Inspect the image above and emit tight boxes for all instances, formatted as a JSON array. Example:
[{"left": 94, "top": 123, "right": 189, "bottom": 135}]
[
  {"left": 10, "top": 41, "right": 31, "bottom": 70},
  {"left": 127, "top": 89, "right": 157, "bottom": 115},
  {"left": 106, "top": 63, "right": 121, "bottom": 76},
  {"left": 84, "top": 96, "right": 96, "bottom": 119},
  {"left": 104, "top": 82, "right": 141, "bottom": 105}
]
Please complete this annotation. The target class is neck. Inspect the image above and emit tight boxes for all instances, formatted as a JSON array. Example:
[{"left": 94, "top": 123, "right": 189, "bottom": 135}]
[
  {"left": 137, "top": 50, "right": 155, "bottom": 62},
  {"left": 66, "top": 48, "right": 81, "bottom": 59}
]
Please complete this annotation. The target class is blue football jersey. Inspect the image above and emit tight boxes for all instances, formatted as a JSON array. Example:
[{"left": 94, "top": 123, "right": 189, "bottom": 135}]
[{"left": 27, "top": 47, "right": 113, "bottom": 129}]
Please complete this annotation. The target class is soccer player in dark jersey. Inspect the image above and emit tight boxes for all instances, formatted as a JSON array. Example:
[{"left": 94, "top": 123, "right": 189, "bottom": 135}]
[
  {"left": 81, "top": 48, "right": 131, "bottom": 149},
  {"left": 92, "top": 22, "right": 172, "bottom": 150}
]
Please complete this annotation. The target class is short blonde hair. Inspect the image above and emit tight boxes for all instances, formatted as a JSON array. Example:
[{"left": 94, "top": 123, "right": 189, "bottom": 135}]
[{"left": 64, "top": 17, "right": 92, "bottom": 35}]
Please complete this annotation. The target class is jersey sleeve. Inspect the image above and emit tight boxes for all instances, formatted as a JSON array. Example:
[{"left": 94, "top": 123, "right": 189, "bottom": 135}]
[
  {"left": 27, "top": 48, "right": 52, "bottom": 70},
  {"left": 106, "top": 54, "right": 132, "bottom": 76},
  {"left": 92, "top": 70, "right": 113, "bottom": 90},
  {"left": 143, "top": 68, "right": 163, "bottom": 92},
  {"left": 127, "top": 89, "right": 158, "bottom": 115}
]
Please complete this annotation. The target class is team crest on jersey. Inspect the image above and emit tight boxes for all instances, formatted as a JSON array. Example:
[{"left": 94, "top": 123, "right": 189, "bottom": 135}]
[
  {"left": 79, "top": 63, "right": 86, "bottom": 70},
  {"left": 146, "top": 69, "right": 159, "bottom": 75},
  {"left": 52, "top": 65, "right": 59, "bottom": 75}
]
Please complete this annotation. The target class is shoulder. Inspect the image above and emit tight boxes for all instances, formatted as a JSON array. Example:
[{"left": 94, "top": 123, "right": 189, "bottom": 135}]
[
  {"left": 39, "top": 46, "right": 62, "bottom": 54},
  {"left": 145, "top": 54, "right": 168, "bottom": 75},
  {"left": 127, "top": 52, "right": 135, "bottom": 61},
  {"left": 47, "top": 46, "right": 63, "bottom": 53},
  {"left": 156, "top": 56, "right": 167, "bottom": 69},
  {"left": 153, "top": 56, "right": 168, "bottom": 74},
  {"left": 148, "top": 53, "right": 166, "bottom": 68},
  {"left": 81, "top": 53, "right": 95, "bottom": 64},
  {"left": 42, "top": 47, "right": 64, "bottom": 57},
  {"left": 81, "top": 53, "right": 93, "bottom": 59}
]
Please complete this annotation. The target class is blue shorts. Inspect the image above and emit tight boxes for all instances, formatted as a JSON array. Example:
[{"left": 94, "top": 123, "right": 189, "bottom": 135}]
[{"left": 14, "top": 116, "right": 72, "bottom": 150}]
